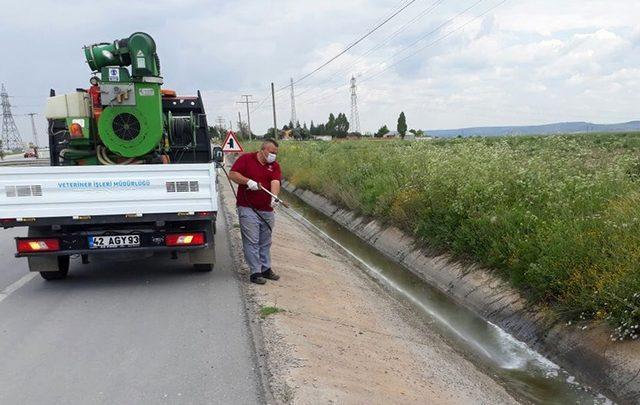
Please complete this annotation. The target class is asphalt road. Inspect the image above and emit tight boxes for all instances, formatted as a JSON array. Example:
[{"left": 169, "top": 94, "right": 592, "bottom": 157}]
[{"left": 0, "top": 213, "right": 262, "bottom": 404}]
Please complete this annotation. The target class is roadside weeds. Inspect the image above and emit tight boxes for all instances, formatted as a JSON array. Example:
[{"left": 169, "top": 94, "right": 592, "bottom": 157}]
[{"left": 219, "top": 177, "right": 518, "bottom": 405}]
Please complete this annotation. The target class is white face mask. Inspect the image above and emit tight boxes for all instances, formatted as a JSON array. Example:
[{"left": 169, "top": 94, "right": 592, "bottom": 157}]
[{"left": 266, "top": 152, "right": 277, "bottom": 164}]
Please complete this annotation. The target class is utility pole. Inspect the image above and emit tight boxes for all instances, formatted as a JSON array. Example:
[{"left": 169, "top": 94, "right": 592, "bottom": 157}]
[
  {"left": 27, "top": 113, "right": 39, "bottom": 149},
  {"left": 1, "top": 84, "right": 24, "bottom": 152},
  {"left": 350, "top": 76, "right": 361, "bottom": 134},
  {"left": 290, "top": 78, "right": 297, "bottom": 127},
  {"left": 271, "top": 82, "right": 278, "bottom": 140},
  {"left": 215, "top": 116, "right": 226, "bottom": 133},
  {"left": 238, "top": 111, "right": 250, "bottom": 139},
  {"left": 236, "top": 95, "right": 257, "bottom": 141}
]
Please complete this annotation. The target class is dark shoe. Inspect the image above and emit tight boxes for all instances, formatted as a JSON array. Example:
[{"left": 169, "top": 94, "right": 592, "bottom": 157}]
[
  {"left": 250, "top": 273, "right": 267, "bottom": 285},
  {"left": 261, "top": 268, "right": 280, "bottom": 281}
]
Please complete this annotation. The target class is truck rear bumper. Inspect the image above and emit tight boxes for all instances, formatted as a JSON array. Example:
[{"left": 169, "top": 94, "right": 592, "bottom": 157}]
[
  {"left": 15, "top": 244, "right": 208, "bottom": 258},
  {"left": 14, "top": 219, "right": 215, "bottom": 258}
]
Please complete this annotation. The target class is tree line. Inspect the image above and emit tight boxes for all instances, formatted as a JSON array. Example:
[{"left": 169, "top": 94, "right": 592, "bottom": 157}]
[{"left": 208, "top": 110, "right": 426, "bottom": 140}]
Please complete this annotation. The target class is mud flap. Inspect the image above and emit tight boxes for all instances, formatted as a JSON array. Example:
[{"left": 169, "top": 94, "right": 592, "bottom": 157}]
[
  {"left": 27, "top": 256, "right": 59, "bottom": 272},
  {"left": 188, "top": 243, "right": 215, "bottom": 265},
  {"left": 189, "top": 220, "right": 215, "bottom": 265}
]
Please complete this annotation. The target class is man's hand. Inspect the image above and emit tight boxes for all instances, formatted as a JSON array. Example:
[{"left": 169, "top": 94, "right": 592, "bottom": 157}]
[
  {"left": 270, "top": 196, "right": 280, "bottom": 209},
  {"left": 246, "top": 179, "right": 260, "bottom": 191}
]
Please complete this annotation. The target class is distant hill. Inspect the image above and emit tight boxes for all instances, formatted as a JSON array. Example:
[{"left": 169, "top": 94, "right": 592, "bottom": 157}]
[{"left": 426, "top": 121, "right": 640, "bottom": 138}]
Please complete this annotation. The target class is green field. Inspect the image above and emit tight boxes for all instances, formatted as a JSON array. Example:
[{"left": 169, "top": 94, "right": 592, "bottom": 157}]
[{"left": 274, "top": 133, "right": 640, "bottom": 340}]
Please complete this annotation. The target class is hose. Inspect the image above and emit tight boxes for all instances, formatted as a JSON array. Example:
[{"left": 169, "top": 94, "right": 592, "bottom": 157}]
[
  {"left": 169, "top": 116, "right": 194, "bottom": 147},
  {"left": 96, "top": 145, "right": 115, "bottom": 165},
  {"left": 60, "top": 148, "right": 95, "bottom": 157},
  {"left": 59, "top": 148, "right": 95, "bottom": 163},
  {"left": 243, "top": 187, "right": 273, "bottom": 233},
  {"left": 97, "top": 145, "right": 136, "bottom": 165}
]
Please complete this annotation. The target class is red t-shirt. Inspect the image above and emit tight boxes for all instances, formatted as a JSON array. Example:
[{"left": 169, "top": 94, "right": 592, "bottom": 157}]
[{"left": 231, "top": 152, "right": 282, "bottom": 212}]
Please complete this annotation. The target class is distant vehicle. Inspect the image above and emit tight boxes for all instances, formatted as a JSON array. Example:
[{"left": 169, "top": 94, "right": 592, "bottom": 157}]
[{"left": 23, "top": 149, "right": 37, "bottom": 158}]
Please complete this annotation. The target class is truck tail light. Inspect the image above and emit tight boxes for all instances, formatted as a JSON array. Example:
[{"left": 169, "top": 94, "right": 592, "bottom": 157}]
[
  {"left": 165, "top": 232, "right": 205, "bottom": 247},
  {"left": 17, "top": 238, "right": 61, "bottom": 253}
]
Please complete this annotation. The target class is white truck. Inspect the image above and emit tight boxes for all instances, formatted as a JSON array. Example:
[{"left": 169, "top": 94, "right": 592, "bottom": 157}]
[{"left": 0, "top": 163, "right": 219, "bottom": 280}]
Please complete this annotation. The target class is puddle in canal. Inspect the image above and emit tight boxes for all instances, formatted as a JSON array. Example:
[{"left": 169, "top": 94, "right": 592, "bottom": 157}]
[{"left": 282, "top": 190, "right": 612, "bottom": 405}]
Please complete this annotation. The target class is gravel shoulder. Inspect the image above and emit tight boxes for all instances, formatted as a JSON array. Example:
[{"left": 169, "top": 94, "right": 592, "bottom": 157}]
[{"left": 220, "top": 180, "right": 518, "bottom": 404}]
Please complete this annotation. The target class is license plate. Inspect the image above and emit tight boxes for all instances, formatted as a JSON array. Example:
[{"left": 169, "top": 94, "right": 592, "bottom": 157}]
[{"left": 88, "top": 234, "right": 141, "bottom": 249}]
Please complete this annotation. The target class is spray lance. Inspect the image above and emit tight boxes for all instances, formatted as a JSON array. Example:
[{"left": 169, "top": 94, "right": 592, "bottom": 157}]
[
  {"left": 213, "top": 147, "right": 289, "bottom": 233},
  {"left": 259, "top": 184, "right": 290, "bottom": 209}
]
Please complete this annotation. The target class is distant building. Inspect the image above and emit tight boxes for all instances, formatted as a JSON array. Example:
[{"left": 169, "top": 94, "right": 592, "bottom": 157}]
[
  {"left": 281, "top": 129, "right": 294, "bottom": 140},
  {"left": 314, "top": 135, "right": 333, "bottom": 142}
]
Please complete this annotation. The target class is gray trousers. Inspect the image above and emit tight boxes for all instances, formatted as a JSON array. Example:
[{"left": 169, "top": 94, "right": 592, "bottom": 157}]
[{"left": 238, "top": 206, "right": 275, "bottom": 275}]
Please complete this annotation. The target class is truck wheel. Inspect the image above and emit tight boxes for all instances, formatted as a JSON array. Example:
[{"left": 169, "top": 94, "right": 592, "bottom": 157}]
[
  {"left": 193, "top": 263, "right": 213, "bottom": 272},
  {"left": 40, "top": 256, "right": 70, "bottom": 281}
]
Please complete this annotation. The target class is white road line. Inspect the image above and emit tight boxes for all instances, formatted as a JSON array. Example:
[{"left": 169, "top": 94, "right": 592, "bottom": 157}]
[{"left": 0, "top": 273, "right": 36, "bottom": 304}]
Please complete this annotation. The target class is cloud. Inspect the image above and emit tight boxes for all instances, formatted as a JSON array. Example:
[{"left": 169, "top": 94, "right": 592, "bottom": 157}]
[
  {"left": 0, "top": 0, "right": 638, "bottom": 140},
  {"left": 476, "top": 14, "right": 496, "bottom": 39}
]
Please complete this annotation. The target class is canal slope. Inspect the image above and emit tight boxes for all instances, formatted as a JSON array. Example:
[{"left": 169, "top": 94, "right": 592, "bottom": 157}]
[
  {"left": 282, "top": 181, "right": 638, "bottom": 404},
  {"left": 220, "top": 179, "right": 519, "bottom": 404}
]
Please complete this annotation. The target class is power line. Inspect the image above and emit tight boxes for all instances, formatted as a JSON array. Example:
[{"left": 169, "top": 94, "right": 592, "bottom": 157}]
[
  {"left": 295, "top": 0, "right": 507, "bottom": 110},
  {"left": 361, "top": 0, "right": 509, "bottom": 84},
  {"left": 251, "top": 0, "right": 510, "bottom": 133},
  {"left": 355, "top": 0, "right": 449, "bottom": 62},
  {"left": 278, "top": 0, "right": 418, "bottom": 91},
  {"left": 293, "top": 0, "right": 448, "bottom": 100},
  {"left": 249, "top": 0, "right": 423, "bottom": 119},
  {"left": 249, "top": 89, "right": 272, "bottom": 115},
  {"left": 298, "top": 82, "right": 353, "bottom": 108},
  {"left": 294, "top": 0, "right": 483, "bottom": 107},
  {"left": 352, "top": 0, "right": 485, "bottom": 83}
]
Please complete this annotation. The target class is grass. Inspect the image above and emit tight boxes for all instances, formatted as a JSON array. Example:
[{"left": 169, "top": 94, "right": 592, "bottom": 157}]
[
  {"left": 275, "top": 133, "right": 640, "bottom": 341},
  {"left": 260, "top": 305, "right": 285, "bottom": 318}
]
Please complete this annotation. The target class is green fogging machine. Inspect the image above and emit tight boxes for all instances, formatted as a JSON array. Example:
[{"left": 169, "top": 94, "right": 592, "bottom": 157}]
[{"left": 45, "top": 32, "right": 212, "bottom": 165}]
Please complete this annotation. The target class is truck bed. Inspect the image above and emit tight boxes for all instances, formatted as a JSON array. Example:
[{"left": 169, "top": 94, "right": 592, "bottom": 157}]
[{"left": 0, "top": 163, "right": 218, "bottom": 226}]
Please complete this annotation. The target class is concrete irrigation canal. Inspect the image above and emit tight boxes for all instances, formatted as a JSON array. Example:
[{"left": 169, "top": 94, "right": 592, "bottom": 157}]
[{"left": 280, "top": 189, "right": 612, "bottom": 404}]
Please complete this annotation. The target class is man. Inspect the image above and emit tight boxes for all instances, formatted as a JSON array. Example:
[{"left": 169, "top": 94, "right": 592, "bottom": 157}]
[{"left": 229, "top": 139, "right": 282, "bottom": 284}]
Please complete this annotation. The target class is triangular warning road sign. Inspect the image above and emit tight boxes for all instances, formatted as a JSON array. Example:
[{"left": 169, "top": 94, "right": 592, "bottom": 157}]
[{"left": 222, "top": 131, "right": 244, "bottom": 153}]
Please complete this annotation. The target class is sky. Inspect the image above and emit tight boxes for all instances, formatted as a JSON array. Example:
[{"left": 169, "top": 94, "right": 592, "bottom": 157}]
[{"left": 0, "top": 0, "right": 638, "bottom": 143}]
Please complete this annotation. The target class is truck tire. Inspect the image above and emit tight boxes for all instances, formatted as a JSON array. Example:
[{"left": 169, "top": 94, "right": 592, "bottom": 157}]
[
  {"left": 193, "top": 263, "right": 213, "bottom": 272},
  {"left": 40, "top": 256, "right": 70, "bottom": 281}
]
